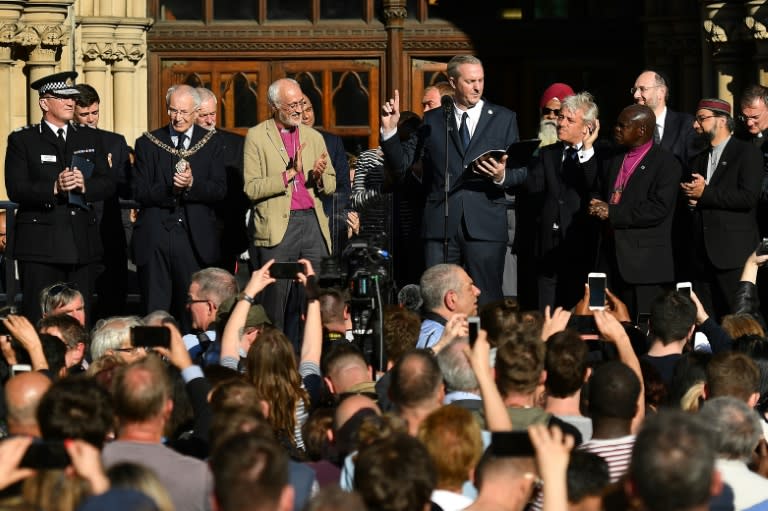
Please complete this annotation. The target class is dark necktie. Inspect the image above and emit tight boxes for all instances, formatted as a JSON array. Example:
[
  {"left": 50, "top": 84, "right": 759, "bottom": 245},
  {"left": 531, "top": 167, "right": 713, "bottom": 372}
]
[
  {"left": 653, "top": 124, "right": 661, "bottom": 144},
  {"left": 56, "top": 128, "right": 66, "bottom": 152},
  {"left": 459, "top": 112, "right": 470, "bottom": 151},
  {"left": 564, "top": 146, "right": 578, "bottom": 161},
  {"left": 175, "top": 133, "right": 186, "bottom": 150}
]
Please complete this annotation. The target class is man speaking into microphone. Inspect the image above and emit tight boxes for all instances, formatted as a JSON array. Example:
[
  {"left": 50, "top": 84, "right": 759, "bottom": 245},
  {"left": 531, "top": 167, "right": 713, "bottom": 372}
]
[{"left": 380, "top": 55, "right": 526, "bottom": 304}]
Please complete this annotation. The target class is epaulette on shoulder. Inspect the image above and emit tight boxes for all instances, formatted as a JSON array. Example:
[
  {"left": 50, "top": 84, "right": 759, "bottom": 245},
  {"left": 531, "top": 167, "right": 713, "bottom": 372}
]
[{"left": 13, "top": 124, "right": 38, "bottom": 132}]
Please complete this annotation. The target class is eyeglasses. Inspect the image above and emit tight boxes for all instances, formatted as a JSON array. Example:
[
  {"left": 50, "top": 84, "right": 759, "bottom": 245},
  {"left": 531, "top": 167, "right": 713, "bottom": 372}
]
[
  {"left": 186, "top": 297, "right": 210, "bottom": 306},
  {"left": 114, "top": 347, "right": 146, "bottom": 355},
  {"left": 541, "top": 107, "right": 560, "bottom": 116},
  {"left": 48, "top": 282, "right": 77, "bottom": 296},
  {"left": 279, "top": 101, "right": 305, "bottom": 112},
  {"left": 556, "top": 114, "right": 576, "bottom": 124},
  {"left": 197, "top": 111, "right": 216, "bottom": 119},
  {"left": 738, "top": 113, "right": 764, "bottom": 123},
  {"left": 694, "top": 115, "right": 717, "bottom": 124},
  {"left": 168, "top": 108, "right": 196, "bottom": 118},
  {"left": 630, "top": 85, "right": 660, "bottom": 95}
]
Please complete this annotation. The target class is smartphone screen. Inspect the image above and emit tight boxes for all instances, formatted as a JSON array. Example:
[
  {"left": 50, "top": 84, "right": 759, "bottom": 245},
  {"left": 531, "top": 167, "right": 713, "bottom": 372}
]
[
  {"left": 468, "top": 316, "right": 480, "bottom": 347},
  {"left": 676, "top": 282, "right": 692, "bottom": 298},
  {"left": 270, "top": 262, "right": 304, "bottom": 279},
  {"left": 20, "top": 441, "right": 71, "bottom": 469},
  {"left": 130, "top": 326, "right": 171, "bottom": 349},
  {"left": 588, "top": 273, "right": 607, "bottom": 311}
]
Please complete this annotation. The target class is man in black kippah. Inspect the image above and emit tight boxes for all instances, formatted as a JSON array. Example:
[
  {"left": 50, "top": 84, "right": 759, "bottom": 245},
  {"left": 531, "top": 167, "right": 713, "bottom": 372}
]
[{"left": 4, "top": 71, "right": 116, "bottom": 324}]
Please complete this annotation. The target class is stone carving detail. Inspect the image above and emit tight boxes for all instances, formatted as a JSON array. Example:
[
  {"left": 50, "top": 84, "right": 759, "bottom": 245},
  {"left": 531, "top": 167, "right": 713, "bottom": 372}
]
[
  {"left": 0, "top": 23, "right": 19, "bottom": 44},
  {"left": 383, "top": 7, "right": 407, "bottom": 21},
  {"left": 14, "top": 24, "right": 69, "bottom": 47},
  {"left": 150, "top": 40, "right": 389, "bottom": 51},
  {"left": 703, "top": 19, "right": 729, "bottom": 43},
  {"left": 82, "top": 40, "right": 146, "bottom": 64},
  {"left": 746, "top": 15, "right": 768, "bottom": 40}
]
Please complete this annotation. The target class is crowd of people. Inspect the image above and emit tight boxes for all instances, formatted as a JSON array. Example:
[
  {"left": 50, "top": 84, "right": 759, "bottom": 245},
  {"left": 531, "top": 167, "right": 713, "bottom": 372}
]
[{"left": 1, "top": 55, "right": 768, "bottom": 511}]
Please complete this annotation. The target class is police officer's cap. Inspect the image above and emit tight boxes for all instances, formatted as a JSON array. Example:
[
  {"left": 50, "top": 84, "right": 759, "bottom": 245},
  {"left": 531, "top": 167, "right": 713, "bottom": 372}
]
[{"left": 30, "top": 71, "right": 80, "bottom": 97}]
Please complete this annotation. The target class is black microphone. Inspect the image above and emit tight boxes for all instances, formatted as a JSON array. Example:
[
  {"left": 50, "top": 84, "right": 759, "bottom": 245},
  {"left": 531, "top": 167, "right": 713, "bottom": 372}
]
[{"left": 441, "top": 95, "right": 453, "bottom": 119}]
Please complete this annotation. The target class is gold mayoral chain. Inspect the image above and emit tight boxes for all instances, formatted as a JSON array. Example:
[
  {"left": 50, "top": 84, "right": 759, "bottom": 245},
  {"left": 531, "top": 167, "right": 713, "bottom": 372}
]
[{"left": 143, "top": 129, "right": 217, "bottom": 173}]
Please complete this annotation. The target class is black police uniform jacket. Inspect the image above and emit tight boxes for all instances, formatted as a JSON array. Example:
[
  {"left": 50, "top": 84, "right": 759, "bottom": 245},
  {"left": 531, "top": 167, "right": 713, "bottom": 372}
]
[{"left": 4, "top": 121, "right": 116, "bottom": 264}]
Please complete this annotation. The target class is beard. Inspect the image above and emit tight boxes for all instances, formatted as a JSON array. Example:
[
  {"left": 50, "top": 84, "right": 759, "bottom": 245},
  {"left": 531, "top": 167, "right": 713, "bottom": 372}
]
[{"left": 538, "top": 120, "right": 558, "bottom": 147}]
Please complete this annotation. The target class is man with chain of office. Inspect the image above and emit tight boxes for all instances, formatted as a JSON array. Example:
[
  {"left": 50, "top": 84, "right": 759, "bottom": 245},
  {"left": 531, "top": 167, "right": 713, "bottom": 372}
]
[{"left": 132, "top": 84, "right": 227, "bottom": 327}]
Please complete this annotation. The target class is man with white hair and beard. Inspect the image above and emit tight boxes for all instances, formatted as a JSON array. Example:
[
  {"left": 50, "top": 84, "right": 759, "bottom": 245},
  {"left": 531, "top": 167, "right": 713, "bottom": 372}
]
[
  {"left": 538, "top": 83, "right": 575, "bottom": 147},
  {"left": 243, "top": 78, "right": 336, "bottom": 336},
  {"left": 515, "top": 82, "right": 575, "bottom": 306}
]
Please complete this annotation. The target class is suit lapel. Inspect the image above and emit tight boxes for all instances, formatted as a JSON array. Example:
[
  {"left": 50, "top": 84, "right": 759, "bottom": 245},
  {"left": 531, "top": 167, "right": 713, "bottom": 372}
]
[
  {"left": 266, "top": 120, "right": 291, "bottom": 168},
  {"left": 708, "top": 138, "right": 732, "bottom": 185},
  {"left": 470, "top": 103, "right": 495, "bottom": 152}
]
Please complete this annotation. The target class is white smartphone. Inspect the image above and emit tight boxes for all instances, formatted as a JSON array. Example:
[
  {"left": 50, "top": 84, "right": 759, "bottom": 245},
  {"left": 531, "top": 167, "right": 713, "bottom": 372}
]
[
  {"left": 11, "top": 364, "right": 31, "bottom": 376},
  {"left": 588, "top": 272, "right": 607, "bottom": 311},
  {"left": 676, "top": 282, "right": 692, "bottom": 298}
]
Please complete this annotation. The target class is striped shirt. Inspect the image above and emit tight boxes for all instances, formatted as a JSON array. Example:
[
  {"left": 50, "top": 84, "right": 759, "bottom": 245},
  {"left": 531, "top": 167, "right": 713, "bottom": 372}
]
[{"left": 578, "top": 435, "right": 636, "bottom": 483}]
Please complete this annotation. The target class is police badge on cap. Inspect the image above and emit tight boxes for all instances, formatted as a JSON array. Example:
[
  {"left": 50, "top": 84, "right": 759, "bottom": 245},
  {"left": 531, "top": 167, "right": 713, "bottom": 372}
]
[{"left": 30, "top": 71, "right": 80, "bottom": 97}]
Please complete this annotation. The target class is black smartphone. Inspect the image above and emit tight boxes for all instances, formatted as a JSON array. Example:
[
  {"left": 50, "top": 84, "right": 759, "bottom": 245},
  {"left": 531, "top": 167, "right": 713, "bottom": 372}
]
[
  {"left": 270, "top": 262, "right": 304, "bottom": 280},
  {"left": 130, "top": 326, "right": 171, "bottom": 349},
  {"left": 490, "top": 431, "right": 535, "bottom": 457},
  {"left": 757, "top": 238, "right": 768, "bottom": 256},
  {"left": 588, "top": 272, "right": 607, "bottom": 311},
  {"left": 20, "top": 440, "right": 71, "bottom": 469},
  {"left": 468, "top": 316, "right": 480, "bottom": 347}
]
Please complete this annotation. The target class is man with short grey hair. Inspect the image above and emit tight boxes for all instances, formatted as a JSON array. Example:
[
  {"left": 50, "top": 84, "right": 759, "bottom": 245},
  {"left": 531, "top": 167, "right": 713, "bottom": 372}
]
[
  {"left": 436, "top": 337, "right": 481, "bottom": 411},
  {"left": 90, "top": 315, "right": 145, "bottom": 362},
  {"left": 184, "top": 267, "right": 237, "bottom": 366},
  {"left": 195, "top": 87, "right": 249, "bottom": 273},
  {"left": 525, "top": 91, "right": 600, "bottom": 310},
  {"left": 133, "top": 84, "right": 226, "bottom": 325},
  {"left": 416, "top": 264, "right": 479, "bottom": 349},
  {"left": 699, "top": 397, "right": 768, "bottom": 510}
]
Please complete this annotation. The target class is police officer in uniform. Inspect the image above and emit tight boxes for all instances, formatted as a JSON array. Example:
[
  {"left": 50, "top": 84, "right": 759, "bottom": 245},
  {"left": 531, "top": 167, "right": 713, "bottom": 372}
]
[{"left": 4, "top": 71, "right": 115, "bottom": 324}]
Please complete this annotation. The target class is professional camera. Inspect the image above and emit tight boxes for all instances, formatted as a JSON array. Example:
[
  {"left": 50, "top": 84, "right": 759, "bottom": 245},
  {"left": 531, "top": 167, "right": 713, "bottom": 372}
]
[{"left": 319, "top": 237, "right": 391, "bottom": 371}]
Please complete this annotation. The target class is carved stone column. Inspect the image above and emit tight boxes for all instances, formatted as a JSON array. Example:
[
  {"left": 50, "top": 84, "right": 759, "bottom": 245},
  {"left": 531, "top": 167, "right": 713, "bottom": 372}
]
[
  {"left": 746, "top": 0, "right": 768, "bottom": 86},
  {"left": 19, "top": 0, "right": 74, "bottom": 118},
  {"left": 702, "top": 1, "right": 749, "bottom": 106},
  {"left": 382, "top": 0, "right": 406, "bottom": 105},
  {"left": 79, "top": 15, "right": 151, "bottom": 137},
  {"left": 0, "top": 1, "right": 24, "bottom": 200}
]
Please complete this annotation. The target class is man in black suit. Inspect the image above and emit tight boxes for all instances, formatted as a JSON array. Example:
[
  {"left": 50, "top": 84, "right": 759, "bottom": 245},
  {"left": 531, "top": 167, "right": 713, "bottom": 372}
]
[
  {"left": 589, "top": 105, "right": 681, "bottom": 320},
  {"left": 738, "top": 84, "right": 768, "bottom": 321},
  {"left": 4, "top": 71, "right": 116, "bottom": 323},
  {"left": 380, "top": 54, "right": 527, "bottom": 304},
  {"left": 527, "top": 91, "right": 600, "bottom": 311},
  {"left": 132, "top": 84, "right": 226, "bottom": 325},
  {"left": 195, "top": 87, "right": 249, "bottom": 275},
  {"left": 681, "top": 98, "right": 762, "bottom": 319},
  {"left": 632, "top": 70, "right": 701, "bottom": 167},
  {"left": 74, "top": 84, "right": 132, "bottom": 319}
]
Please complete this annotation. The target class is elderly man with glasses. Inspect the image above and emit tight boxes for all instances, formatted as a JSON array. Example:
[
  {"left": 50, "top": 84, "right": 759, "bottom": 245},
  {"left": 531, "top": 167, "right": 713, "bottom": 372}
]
[
  {"left": 243, "top": 78, "right": 336, "bottom": 345},
  {"left": 4, "top": 71, "right": 115, "bottom": 324},
  {"left": 132, "top": 84, "right": 226, "bottom": 328}
]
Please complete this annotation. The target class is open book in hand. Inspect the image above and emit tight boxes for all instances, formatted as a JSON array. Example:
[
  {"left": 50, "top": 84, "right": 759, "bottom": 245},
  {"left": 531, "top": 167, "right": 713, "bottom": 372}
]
[{"left": 471, "top": 138, "right": 541, "bottom": 168}]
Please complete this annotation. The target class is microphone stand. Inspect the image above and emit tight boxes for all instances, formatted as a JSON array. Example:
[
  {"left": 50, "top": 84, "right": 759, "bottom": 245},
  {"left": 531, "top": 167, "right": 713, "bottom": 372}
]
[{"left": 442, "top": 96, "right": 453, "bottom": 264}]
